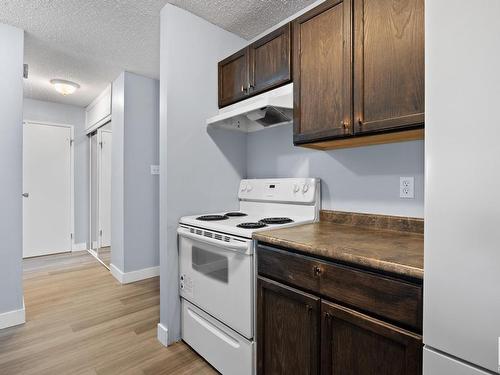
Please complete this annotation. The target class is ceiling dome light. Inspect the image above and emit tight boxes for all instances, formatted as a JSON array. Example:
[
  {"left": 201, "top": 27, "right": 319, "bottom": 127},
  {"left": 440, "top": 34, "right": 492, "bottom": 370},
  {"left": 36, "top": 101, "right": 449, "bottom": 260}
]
[{"left": 50, "top": 79, "right": 80, "bottom": 95}]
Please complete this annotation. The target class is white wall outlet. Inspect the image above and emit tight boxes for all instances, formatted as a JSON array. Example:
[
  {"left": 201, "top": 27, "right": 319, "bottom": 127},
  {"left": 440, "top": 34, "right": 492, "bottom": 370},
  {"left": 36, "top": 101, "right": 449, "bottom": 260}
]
[
  {"left": 400, "top": 177, "right": 415, "bottom": 199},
  {"left": 150, "top": 165, "right": 160, "bottom": 175}
]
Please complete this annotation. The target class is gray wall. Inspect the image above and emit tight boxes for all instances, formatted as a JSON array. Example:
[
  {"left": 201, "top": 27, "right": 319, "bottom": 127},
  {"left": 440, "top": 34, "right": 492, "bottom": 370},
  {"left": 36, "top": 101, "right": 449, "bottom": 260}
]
[
  {"left": 244, "top": 0, "right": 424, "bottom": 219},
  {"left": 247, "top": 125, "right": 424, "bottom": 218},
  {"left": 0, "top": 23, "right": 24, "bottom": 314},
  {"left": 23, "top": 98, "right": 89, "bottom": 244},
  {"left": 159, "top": 4, "right": 247, "bottom": 344},
  {"left": 111, "top": 71, "right": 159, "bottom": 273}
]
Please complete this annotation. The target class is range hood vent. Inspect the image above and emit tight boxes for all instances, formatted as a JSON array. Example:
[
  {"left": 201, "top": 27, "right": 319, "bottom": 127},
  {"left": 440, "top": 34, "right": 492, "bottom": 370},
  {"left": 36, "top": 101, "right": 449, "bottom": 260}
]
[{"left": 207, "top": 83, "right": 293, "bottom": 132}]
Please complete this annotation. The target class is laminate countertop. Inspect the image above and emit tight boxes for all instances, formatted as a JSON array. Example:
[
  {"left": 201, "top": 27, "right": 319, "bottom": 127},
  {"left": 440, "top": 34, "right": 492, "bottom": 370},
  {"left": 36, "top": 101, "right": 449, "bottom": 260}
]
[{"left": 253, "top": 211, "right": 424, "bottom": 280}]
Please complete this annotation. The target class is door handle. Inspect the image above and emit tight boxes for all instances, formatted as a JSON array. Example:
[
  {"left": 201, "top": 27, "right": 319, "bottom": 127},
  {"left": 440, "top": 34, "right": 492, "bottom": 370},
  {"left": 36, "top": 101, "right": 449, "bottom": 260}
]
[{"left": 22, "top": 193, "right": 29, "bottom": 198}]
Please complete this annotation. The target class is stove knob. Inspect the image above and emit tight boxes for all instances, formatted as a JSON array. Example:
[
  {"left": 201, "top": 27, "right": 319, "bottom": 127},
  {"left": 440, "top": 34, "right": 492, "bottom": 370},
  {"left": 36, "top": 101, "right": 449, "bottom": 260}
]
[
  {"left": 240, "top": 184, "right": 247, "bottom": 192},
  {"left": 293, "top": 184, "right": 300, "bottom": 193},
  {"left": 302, "top": 184, "right": 309, "bottom": 193},
  {"left": 246, "top": 184, "right": 253, "bottom": 192}
]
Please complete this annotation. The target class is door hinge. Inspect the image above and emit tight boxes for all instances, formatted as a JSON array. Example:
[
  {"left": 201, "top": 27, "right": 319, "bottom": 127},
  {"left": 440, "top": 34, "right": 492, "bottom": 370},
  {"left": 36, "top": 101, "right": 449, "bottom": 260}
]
[
  {"left": 99, "top": 141, "right": 103, "bottom": 148},
  {"left": 70, "top": 233, "right": 73, "bottom": 239},
  {"left": 100, "top": 229, "right": 103, "bottom": 236}
]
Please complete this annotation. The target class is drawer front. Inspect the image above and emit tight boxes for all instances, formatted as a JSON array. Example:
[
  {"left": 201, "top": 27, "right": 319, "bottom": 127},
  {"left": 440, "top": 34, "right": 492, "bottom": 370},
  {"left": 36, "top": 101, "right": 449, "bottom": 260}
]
[
  {"left": 258, "top": 245, "right": 321, "bottom": 294},
  {"left": 257, "top": 244, "right": 422, "bottom": 331},
  {"left": 182, "top": 299, "right": 254, "bottom": 375},
  {"left": 319, "top": 262, "right": 422, "bottom": 331}
]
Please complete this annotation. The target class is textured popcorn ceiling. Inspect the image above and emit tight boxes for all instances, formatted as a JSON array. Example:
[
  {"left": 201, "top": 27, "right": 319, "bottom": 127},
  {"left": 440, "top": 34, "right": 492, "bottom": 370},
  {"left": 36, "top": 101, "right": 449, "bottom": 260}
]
[
  {"left": 0, "top": 0, "right": 313, "bottom": 107},
  {"left": 169, "top": 0, "right": 315, "bottom": 40},
  {"left": 0, "top": 0, "right": 169, "bottom": 107}
]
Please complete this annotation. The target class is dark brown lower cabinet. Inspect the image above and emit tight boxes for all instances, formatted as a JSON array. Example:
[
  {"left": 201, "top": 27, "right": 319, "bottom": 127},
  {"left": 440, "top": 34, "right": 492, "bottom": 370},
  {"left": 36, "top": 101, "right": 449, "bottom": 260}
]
[
  {"left": 257, "top": 277, "right": 320, "bottom": 375},
  {"left": 321, "top": 301, "right": 422, "bottom": 375}
]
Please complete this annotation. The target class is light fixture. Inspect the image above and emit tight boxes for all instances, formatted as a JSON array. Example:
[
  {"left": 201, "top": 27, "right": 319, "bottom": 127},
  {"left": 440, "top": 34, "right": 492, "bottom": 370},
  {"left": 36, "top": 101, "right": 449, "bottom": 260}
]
[{"left": 50, "top": 79, "right": 80, "bottom": 95}]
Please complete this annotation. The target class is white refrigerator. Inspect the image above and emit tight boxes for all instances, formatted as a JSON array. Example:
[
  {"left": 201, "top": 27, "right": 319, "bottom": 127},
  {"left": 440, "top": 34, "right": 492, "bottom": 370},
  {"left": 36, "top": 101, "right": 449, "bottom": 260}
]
[{"left": 424, "top": 0, "right": 500, "bottom": 374}]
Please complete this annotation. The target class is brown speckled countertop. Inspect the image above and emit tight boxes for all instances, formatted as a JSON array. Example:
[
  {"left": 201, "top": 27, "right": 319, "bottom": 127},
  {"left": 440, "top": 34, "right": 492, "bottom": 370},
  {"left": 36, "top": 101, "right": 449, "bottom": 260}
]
[{"left": 253, "top": 211, "right": 424, "bottom": 280}]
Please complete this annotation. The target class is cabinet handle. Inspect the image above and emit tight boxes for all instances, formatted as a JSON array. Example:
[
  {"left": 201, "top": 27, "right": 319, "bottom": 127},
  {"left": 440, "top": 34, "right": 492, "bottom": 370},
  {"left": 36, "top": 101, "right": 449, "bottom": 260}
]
[
  {"left": 313, "top": 265, "right": 322, "bottom": 277},
  {"left": 306, "top": 304, "right": 313, "bottom": 313},
  {"left": 241, "top": 85, "right": 247, "bottom": 93},
  {"left": 325, "top": 312, "right": 331, "bottom": 320},
  {"left": 341, "top": 121, "right": 349, "bottom": 130},
  {"left": 358, "top": 119, "right": 363, "bottom": 126},
  {"left": 249, "top": 84, "right": 255, "bottom": 90}
]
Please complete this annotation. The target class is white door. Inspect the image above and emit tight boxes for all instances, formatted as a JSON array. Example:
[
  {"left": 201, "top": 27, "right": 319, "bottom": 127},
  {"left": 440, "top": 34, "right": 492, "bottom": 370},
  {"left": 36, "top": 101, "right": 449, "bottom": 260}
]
[
  {"left": 98, "top": 129, "right": 112, "bottom": 248},
  {"left": 23, "top": 123, "right": 72, "bottom": 258}
]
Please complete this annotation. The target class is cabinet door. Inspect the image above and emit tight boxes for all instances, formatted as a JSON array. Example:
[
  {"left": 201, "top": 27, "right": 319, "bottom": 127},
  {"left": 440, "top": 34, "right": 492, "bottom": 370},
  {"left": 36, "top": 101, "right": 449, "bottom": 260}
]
[
  {"left": 293, "top": 0, "right": 352, "bottom": 145},
  {"left": 321, "top": 301, "right": 422, "bottom": 375},
  {"left": 249, "top": 24, "right": 291, "bottom": 96},
  {"left": 353, "top": 0, "right": 424, "bottom": 134},
  {"left": 257, "top": 277, "right": 320, "bottom": 375},
  {"left": 218, "top": 48, "right": 249, "bottom": 107}
]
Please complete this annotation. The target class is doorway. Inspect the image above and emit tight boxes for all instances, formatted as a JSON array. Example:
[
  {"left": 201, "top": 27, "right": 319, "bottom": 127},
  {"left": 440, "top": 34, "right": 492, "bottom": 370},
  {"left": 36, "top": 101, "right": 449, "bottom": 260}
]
[
  {"left": 89, "top": 125, "right": 112, "bottom": 268},
  {"left": 23, "top": 122, "right": 73, "bottom": 258}
]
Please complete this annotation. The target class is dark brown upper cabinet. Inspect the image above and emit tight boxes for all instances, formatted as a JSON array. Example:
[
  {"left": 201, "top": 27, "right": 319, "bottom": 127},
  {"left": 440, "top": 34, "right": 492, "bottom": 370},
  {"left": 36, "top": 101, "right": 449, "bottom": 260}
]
[
  {"left": 257, "top": 277, "right": 320, "bottom": 375},
  {"left": 218, "top": 48, "right": 250, "bottom": 108},
  {"left": 293, "top": 0, "right": 353, "bottom": 144},
  {"left": 218, "top": 24, "right": 292, "bottom": 108},
  {"left": 292, "top": 0, "right": 424, "bottom": 149},
  {"left": 249, "top": 24, "right": 292, "bottom": 96},
  {"left": 353, "top": 0, "right": 425, "bottom": 134},
  {"left": 321, "top": 301, "right": 422, "bottom": 375}
]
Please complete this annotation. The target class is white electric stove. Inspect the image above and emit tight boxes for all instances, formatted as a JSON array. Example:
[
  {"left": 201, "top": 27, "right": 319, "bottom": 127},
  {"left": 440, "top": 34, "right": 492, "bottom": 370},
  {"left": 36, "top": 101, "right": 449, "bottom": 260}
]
[{"left": 178, "top": 178, "right": 320, "bottom": 375}]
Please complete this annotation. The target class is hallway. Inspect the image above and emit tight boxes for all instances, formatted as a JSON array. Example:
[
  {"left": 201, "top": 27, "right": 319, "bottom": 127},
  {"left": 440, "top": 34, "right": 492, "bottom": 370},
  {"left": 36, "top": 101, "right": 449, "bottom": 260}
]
[{"left": 0, "top": 252, "right": 215, "bottom": 375}]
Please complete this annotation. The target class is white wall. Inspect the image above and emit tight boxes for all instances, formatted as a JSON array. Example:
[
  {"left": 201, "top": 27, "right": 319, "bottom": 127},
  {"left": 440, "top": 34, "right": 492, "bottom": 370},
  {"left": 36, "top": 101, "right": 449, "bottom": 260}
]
[
  {"left": 111, "top": 71, "right": 160, "bottom": 274},
  {"left": 159, "top": 4, "right": 247, "bottom": 344},
  {"left": 247, "top": 126, "right": 424, "bottom": 218},
  {"left": 23, "top": 98, "right": 88, "bottom": 245},
  {"left": 0, "top": 23, "right": 24, "bottom": 316}
]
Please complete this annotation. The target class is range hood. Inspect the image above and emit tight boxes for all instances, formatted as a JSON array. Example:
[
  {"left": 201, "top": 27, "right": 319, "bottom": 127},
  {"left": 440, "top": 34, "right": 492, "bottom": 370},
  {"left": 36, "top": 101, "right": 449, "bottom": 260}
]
[{"left": 206, "top": 83, "right": 293, "bottom": 132}]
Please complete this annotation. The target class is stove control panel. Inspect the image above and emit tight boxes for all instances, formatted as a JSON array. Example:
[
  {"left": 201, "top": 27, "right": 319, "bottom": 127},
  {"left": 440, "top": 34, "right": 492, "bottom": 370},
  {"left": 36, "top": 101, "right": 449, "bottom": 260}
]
[{"left": 239, "top": 178, "right": 319, "bottom": 203}]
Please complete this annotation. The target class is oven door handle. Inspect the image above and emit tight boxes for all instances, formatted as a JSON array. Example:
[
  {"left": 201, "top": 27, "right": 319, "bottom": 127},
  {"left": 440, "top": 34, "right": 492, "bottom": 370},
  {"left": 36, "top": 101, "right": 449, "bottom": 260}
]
[{"left": 177, "top": 227, "right": 249, "bottom": 253}]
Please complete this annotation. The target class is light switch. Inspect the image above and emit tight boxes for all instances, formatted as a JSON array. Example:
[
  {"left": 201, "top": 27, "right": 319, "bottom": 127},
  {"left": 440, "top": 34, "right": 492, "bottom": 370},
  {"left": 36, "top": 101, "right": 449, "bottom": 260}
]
[{"left": 150, "top": 165, "right": 160, "bottom": 175}]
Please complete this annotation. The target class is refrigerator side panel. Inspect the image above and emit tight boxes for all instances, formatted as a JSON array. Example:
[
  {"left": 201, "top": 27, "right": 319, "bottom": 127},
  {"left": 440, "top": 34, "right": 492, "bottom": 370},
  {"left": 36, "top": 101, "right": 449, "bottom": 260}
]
[{"left": 424, "top": 0, "right": 500, "bottom": 373}]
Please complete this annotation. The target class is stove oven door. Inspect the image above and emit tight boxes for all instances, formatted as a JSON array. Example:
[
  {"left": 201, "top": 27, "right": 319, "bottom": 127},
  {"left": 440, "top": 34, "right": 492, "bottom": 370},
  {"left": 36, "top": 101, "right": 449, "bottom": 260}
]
[{"left": 177, "top": 226, "right": 253, "bottom": 339}]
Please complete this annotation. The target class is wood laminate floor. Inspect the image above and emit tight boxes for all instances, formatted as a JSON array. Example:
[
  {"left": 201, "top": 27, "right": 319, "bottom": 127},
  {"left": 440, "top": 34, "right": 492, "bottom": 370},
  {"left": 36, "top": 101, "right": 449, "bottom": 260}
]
[{"left": 0, "top": 252, "right": 217, "bottom": 375}]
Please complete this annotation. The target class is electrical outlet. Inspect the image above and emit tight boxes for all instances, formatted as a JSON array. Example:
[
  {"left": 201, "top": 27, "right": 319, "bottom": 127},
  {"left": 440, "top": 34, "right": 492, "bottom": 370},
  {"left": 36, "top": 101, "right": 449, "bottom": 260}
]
[{"left": 400, "top": 177, "right": 414, "bottom": 199}]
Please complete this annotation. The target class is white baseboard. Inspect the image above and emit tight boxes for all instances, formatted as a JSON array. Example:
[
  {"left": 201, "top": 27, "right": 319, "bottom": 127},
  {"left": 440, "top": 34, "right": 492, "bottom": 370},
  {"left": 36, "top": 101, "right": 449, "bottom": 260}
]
[
  {"left": 110, "top": 263, "right": 160, "bottom": 284},
  {"left": 72, "top": 242, "right": 88, "bottom": 252},
  {"left": 157, "top": 323, "right": 169, "bottom": 347},
  {"left": 0, "top": 299, "right": 25, "bottom": 330}
]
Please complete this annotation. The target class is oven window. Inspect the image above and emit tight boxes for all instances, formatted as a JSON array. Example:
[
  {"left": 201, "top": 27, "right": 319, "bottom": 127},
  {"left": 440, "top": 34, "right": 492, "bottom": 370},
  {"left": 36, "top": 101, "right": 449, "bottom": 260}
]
[{"left": 192, "top": 247, "right": 228, "bottom": 283}]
